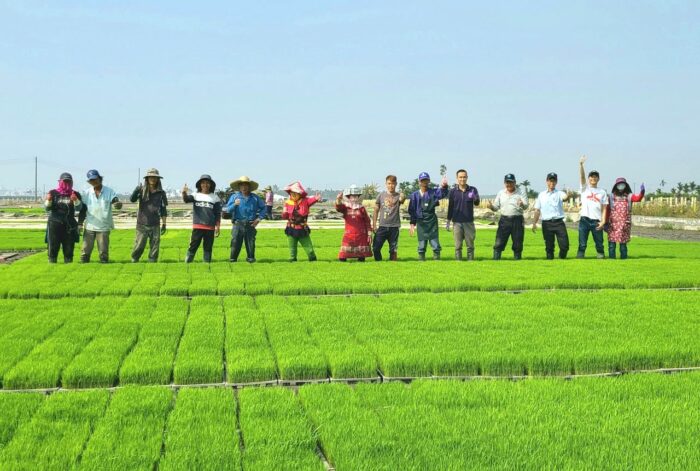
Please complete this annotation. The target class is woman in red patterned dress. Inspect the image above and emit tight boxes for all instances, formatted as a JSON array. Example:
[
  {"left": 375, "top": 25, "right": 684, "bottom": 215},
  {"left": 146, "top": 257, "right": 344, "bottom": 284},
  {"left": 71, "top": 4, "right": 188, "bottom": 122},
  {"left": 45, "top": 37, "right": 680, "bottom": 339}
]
[
  {"left": 336, "top": 185, "right": 373, "bottom": 262},
  {"left": 607, "top": 178, "right": 645, "bottom": 259}
]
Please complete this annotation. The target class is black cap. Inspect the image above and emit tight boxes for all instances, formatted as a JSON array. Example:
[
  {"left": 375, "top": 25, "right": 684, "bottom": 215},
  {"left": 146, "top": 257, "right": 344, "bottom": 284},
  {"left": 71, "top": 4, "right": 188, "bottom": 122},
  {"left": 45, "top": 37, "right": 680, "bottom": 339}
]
[
  {"left": 546, "top": 172, "right": 558, "bottom": 181},
  {"left": 588, "top": 170, "right": 600, "bottom": 178},
  {"left": 504, "top": 173, "right": 516, "bottom": 183},
  {"left": 59, "top": 172, "right": 73, "bottom": 181}
]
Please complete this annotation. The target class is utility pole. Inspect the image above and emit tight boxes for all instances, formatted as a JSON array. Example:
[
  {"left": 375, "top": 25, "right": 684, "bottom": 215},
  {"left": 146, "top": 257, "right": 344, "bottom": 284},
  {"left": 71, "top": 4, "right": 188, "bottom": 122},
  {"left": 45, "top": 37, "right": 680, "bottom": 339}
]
[{"left": 34, "top": 156, "right": 38, "bottom": 202}]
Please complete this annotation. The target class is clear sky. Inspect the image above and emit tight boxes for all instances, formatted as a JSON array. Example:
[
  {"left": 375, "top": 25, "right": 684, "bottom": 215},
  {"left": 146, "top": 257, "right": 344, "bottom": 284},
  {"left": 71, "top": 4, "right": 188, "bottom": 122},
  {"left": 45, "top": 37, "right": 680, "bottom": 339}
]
[{"left": 1, "top": 0, "right": 698, "bottom": 195}]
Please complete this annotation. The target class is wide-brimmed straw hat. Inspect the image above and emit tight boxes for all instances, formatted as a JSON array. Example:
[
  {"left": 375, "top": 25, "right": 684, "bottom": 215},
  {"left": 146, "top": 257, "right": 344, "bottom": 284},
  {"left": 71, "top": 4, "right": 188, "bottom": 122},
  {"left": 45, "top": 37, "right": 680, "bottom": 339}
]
[
  {"left": 196, "top": 174, "right": 216, "bottom": 192},
  {"left": 230, "top": 176, "right": 259, "bottom": 192},
  {"left": 284, "top": 181, "right": 307, "bottom": 197},
  {"left": 144, "top": 168, "right": 163, "bottom": 179},
  {"left": 263, "top": 185, "right": 272, "bottom": 192}
]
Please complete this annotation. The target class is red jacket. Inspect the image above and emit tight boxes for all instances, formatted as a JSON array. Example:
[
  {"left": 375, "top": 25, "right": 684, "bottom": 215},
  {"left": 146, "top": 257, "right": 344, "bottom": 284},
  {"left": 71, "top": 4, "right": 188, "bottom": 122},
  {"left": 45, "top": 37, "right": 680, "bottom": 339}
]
[{"left": 282, "top": 195, "right": 320, "bottom": 229}]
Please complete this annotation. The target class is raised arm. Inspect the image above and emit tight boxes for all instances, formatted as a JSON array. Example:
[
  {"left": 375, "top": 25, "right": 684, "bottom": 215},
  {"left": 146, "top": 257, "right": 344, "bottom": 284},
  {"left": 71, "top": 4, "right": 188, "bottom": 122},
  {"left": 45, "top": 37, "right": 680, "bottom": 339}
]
[
  {"left": 631, "top": 183, "right": 646, "bottom": 203},
  {"left": 579, "top": 155, "right": 587, "bottom": 188}
]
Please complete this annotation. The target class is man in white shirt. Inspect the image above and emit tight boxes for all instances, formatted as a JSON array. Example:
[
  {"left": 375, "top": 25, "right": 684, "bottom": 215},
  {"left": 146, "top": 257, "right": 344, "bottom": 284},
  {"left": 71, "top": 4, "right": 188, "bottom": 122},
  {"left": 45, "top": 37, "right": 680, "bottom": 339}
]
[
  {"left": 577, "top": 156, "right": 608, "bottom": 259},
  {"left": 488, "top": 173, "right": 528, "bottom": 260},
  {"left": 532, "top": 172, "right": 574, "bottom": 259}
]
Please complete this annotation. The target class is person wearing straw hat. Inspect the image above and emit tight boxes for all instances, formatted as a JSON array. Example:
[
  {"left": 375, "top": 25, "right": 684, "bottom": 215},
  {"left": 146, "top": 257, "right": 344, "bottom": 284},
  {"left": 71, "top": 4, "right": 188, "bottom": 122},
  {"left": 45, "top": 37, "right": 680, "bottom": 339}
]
[
  {"left": 130, "top": 168, "right": 168, "bottom": 262},
  {"left": 282, "top": 181, "right": 322, "bottom": 262},
  {"left": 335, "top": 184, "right": 373, "bottom": 262},
  {"left": 44, "top": 172, "right": 83, "bottom": 263},
  {"left": 182, "top": 174, "right": 222, "bottom": 263},
  {"left": 263, "top": 185, "right": 274, "bottom": 219},
  {"left": 79, "top": 169, "right": 122, "bottom": 263},
  {"left": 226, "top": 176, "right": 266, "bottom": 263},
  {"left": 488, "top": 173, "right": 528, "bottom": 260}
]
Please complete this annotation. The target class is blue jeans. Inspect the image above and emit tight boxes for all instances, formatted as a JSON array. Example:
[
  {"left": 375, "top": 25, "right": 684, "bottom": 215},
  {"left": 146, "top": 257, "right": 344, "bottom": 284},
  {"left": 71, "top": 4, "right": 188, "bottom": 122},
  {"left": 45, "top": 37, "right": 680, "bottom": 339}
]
[
  {"left": 417, "top": 238, "right": 441, "bottom": 254},
  {"left": 578, "top": 217, "right": 605, "bottom": 256},
  {"left": 608, "top": 242, "right": 628, "bottom": 259}
]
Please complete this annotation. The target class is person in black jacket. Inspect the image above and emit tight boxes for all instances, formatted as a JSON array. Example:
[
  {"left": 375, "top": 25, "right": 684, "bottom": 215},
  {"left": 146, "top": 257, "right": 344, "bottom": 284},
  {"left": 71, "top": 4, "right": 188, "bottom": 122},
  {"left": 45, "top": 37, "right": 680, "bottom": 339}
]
[
  {"left": 182, "top": 174, "right": 221, "bottom": 263},
  {"left": 130, "top": 168, "right": 168, "bottom": 262},
  {"left": 44, "top": 172, "right": 83, "bottom": 263}
]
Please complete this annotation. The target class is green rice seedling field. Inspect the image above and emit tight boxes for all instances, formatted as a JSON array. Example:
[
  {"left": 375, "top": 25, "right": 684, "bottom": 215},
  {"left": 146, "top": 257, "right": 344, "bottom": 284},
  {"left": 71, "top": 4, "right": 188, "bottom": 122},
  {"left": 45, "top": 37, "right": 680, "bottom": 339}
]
[{"left": 0, "top": 228, "right": 699, "bottom": 469}]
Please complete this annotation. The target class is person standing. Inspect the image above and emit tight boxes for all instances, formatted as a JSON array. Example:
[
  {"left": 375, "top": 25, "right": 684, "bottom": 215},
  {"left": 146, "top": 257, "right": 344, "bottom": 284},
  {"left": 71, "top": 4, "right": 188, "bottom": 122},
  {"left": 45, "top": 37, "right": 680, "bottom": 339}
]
[
  {"left": 80, "top": 169, "right": 122, "bottom": 263},
  {"left": 577, "top": 156, "right": 609, "bottom": 259},
  {"left": 263, "top": 186, "right": 274, "bottom": 220},
  {"left": 130, "top": 168, "right": 168, "bottom": 263},
  {"left": 446, "top": 169, "right": 480, "bottom": 261},
  {"left": 408, "top": 172, "right": 449, "bottom": 261},
  {"left": 532, "top": 172, "right": 574, "bottom": 260},
  {"left": 44, "top": 172, "right": 83, "bottom": 263},
  {"left": 488, "top": 173, "right": 528, "bottom": 260},
  {"left": 372, "top": 175, "right": 405, "bottom": 261},
  {"left": 336, "top": 185, "right": 373, "bottom": 262},
  {"left": 182, "top": 174, "right": 221, "bottom": 263},
  {"left": 227, "top": 176, "right": 266, "bottom": 263},
  {"left": 607, "top": 178, "right": 645, "bottom": 259},
  {"left": 282, "top": 181, "right": 321, "bottom": 262}
]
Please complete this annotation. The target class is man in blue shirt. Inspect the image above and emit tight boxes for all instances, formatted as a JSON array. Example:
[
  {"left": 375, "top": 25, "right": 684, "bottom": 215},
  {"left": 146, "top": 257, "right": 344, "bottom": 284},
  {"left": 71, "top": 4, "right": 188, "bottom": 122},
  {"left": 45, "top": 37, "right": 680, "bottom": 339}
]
[
  {"left": 227, "top": 176, "right": 266, "bottom": 263},
  {"left": 532, "top": 172, "right": 574, "bottom": 259},
  {"left": 408, "top": 172, "right": 449, "bottom": 260}
]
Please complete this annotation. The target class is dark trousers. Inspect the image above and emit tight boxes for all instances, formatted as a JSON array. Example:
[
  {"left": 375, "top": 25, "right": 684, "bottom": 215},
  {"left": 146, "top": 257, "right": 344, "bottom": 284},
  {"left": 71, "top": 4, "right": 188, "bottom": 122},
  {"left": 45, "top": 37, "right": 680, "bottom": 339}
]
[
  {"left": 578, "top": 216, "right": 605, "bottom": 256},
  {"left": 373, "top": 226, "right": 399, "bottom": 261},
  {"left": 541, "top": 219, "right": 569, "bottom": 259},
  {"left": 187, "top": 229, "right": 215, "bottom": 262},
  {"left": 131, "top": 224, "right": 161, "bottom": 262},
  {"left": 266, "top": 206, "right": 273, "bottom": 219},
  {"left": 47, "top": 221, "right": 75, "bottom": 263},
  {"left": 493, "top": 215, "right": 524, "bottom": 255},
  {"left": 230, "top": 221, "right": 257, "bottom": 261}
]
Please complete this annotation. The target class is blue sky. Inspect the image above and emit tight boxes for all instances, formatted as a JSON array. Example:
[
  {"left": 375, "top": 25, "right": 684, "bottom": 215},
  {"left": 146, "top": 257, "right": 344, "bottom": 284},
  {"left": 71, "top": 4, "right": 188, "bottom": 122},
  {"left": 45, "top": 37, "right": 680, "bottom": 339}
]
[{"left": 1, "top": 0, "right": 698, "bottom": 194}]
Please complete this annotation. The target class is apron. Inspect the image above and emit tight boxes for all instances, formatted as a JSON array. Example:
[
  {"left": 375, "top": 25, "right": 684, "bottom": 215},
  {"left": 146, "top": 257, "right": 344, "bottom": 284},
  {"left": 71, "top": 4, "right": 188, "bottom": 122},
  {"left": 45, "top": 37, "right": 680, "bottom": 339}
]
[{"left": 417, "top": 195, "right": 439, "bottom": 241}]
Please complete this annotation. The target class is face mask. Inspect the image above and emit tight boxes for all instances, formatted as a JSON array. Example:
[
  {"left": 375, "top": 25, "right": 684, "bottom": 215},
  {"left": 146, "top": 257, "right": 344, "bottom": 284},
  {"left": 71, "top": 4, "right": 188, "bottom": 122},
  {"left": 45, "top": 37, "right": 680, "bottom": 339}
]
[{"left": 616, "top": 183, "right": 626, "bottom": 191}]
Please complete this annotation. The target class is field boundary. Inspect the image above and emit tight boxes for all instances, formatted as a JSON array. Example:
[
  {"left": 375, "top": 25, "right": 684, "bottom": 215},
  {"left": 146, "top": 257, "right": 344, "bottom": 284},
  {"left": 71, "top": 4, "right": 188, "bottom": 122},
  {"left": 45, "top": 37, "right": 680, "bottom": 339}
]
[{"left": 2, "top": 366, "right": 698, "bottom": 395}]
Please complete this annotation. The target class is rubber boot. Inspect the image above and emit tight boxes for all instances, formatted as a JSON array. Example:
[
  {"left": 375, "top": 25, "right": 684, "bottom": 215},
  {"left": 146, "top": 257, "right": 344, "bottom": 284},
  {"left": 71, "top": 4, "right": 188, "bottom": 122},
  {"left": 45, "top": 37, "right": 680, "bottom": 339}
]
[
  {"left": 608, "top": 242, "right": 616, "bottom": 259},
  {"left": 418, "top": 252, "right": 426, "bottom": 261},
  {"left": 455, "top": 249, "right": 462, "bottom": 261},
  {"left": 358, "top": 257, "right": 365, "bottom": 262},
  {"left": 308, "top": 253, "right": 317, "bottom": 262},
  {"left": 203, "top": 251, "right": 212, "bottom": 263},
  {"left": 64, "top": 257, "right": 73, "bottom": 264},
  {"left": 467, "top": 250, "right": 474, "bottom": 261},
  {"left": 389, "top": 252, "right": 398, "bottom": 261},
  {"left": 433, "top": 252, "right": 441, "bottom": 261},
  {"left": 513, "top": 252, "right": 521, "bottom": 260},
  {"left": 185, "top": 251, "right": 195, "bottom": 263},
  {"left": 493, "top": 250, "right": 502, "bottom": 261},
  {"left": 48, "top": 257, "right": 57, "bottom": 264}
]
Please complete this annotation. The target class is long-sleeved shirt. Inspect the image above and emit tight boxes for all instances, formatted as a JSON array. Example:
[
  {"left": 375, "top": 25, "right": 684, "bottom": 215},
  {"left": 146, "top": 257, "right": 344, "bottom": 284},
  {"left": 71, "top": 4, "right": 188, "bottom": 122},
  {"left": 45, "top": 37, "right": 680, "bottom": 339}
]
[
  {"left": 446, "top": 185, "right": 480, "bottom": 223},
  {"left": 81, "top": 186, "right": 118, "bottom": 232},
  {"left": 408, "top": 186, "right": 448, "bottom": 225},
  {"left": 491, "top": 189, "right": 528, "bottom": 216},
  {"left": 282, "top": 195, "right": 320, "bottom": 229},
  {"left": 226, "top": 192, "right": 266, "bottom": 222},
  {"left": 183, "top": 192, "right": 222, "bottom": 230},
  {"left": 45, "top": 190, "right": 82, "bottom": 225},
  {"left": 130, "top": 187, "right": 168, "bottom": 226}
]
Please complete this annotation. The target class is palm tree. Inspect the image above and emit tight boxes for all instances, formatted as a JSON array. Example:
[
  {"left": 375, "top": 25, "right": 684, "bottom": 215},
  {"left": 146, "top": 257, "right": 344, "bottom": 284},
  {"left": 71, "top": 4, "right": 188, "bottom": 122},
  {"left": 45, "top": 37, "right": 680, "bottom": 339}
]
[{"left": 677, "top": 182, "right": 684, "bottom": 196}]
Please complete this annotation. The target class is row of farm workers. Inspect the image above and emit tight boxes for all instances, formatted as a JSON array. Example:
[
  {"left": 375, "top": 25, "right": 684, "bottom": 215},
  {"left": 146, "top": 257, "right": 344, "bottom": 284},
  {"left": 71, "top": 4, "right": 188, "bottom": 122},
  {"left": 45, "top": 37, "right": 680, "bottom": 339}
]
[{"left": 43, "top": 156, "right": 644, "bottom": 264}]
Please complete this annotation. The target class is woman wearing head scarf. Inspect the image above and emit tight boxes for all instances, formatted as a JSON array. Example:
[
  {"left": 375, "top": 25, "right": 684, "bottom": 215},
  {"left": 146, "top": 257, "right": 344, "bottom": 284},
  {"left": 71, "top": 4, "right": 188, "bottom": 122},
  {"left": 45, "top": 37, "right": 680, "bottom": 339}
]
[{"left": 44, "top": 172, "right": 83, "bottom": 263}]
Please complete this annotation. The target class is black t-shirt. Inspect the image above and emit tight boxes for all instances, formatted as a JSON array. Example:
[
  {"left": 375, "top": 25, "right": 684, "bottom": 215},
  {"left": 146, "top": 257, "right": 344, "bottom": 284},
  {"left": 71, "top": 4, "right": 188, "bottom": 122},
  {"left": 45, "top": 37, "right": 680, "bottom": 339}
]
[
  {"left": 132, "top": 189, "right": 168, "bottom": 226},
  {"left": 47, "top": 190, "right": 81, "bottom": 225}
]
